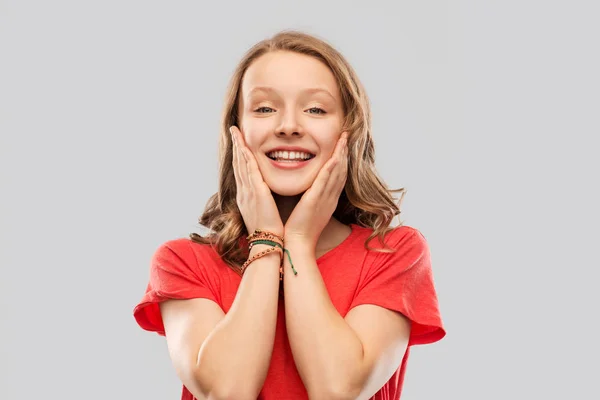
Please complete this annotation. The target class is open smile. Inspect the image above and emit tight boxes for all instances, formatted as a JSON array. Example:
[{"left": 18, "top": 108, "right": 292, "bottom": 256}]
[
  {"left": 265, "top": 148, "right": 316, "bottom": 170},
  {"left": 265, "top": 150, "right": 316, "bottom": 170}
]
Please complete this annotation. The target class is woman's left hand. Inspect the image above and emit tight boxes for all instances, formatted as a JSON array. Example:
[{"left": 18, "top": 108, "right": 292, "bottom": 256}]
[{"left": 284, "top": 132, "right": 349, "bottom": 247}]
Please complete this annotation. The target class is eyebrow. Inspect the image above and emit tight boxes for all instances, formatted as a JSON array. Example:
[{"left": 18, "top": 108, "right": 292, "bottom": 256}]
[{"left": 247, "top": 86, "right": 337, "bottom": 102}]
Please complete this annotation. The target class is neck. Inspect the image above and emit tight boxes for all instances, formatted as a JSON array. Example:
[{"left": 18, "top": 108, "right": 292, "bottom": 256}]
[{"left": 273, "top": 192, "right": 302, "bottom": 225}]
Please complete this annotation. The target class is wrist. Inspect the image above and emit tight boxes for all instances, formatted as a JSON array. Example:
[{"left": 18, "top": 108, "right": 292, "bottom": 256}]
[
  {"left": 242, "top": 243, "right": 283, "bottom": 275},
  {"left": 283, "top": 235, "right": 314, "bottom": 250},
  {"left": 249, "top": 243, "right": 280, "bottom": 257}
]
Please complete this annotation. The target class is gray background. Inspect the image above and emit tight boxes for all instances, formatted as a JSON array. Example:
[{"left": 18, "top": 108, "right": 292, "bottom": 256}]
[{"left": 1, "top": 0, "right": 598, "bottom": 399}]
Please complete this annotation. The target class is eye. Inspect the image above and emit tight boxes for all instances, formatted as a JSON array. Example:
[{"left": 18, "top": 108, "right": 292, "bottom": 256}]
[
  {"left": 254, "top": 106, "right": 275, "bottom": 113},
  {"left": 307, "top": 107, "right": 326, "bottom": 115}
]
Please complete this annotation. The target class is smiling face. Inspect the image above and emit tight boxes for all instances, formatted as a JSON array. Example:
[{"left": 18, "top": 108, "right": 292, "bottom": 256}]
[{"left": 237, "top": 50, "right": 345, "bottom": 196}]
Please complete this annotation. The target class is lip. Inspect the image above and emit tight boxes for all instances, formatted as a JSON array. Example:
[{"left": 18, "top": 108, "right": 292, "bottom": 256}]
[
  {"left": 267, "top": 155, "right": 314, "bottom": 170},
  {"left": 264, "top": 146, "right": 316, "bottom": 170},
  {"left": 265, "top": 145, "right": 316, "bottom": 155}
]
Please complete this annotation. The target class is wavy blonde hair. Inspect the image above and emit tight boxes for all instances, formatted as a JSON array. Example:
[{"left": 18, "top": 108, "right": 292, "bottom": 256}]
[{"left": 190, "top": 30, "right": 406, "bottom": 274}]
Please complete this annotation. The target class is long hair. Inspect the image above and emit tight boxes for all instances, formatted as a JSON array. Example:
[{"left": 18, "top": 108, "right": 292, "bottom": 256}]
[{"left": 190, "top": 30, "right": 406, "bottom": 274}]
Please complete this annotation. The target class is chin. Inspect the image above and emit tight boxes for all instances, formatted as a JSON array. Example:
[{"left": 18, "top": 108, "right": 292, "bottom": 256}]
[{"left": 267, "top": 180, "right": 311, "bottom": 197}]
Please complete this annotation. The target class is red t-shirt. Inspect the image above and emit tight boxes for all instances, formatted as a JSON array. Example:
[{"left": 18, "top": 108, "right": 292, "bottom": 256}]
[{"left": 133, "top": 223, "right": 446, "bottom": 399}]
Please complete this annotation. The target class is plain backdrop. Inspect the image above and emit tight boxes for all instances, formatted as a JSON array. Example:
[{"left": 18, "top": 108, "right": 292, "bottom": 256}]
[{"left": 1, "top": 1, "right": 599, "bottom": 399}]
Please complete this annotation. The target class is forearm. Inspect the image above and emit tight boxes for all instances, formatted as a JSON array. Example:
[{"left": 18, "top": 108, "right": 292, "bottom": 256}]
[
  {"left": 283, "top": 240, "right": 365, "bottom": 399},
  {"left": 196, "top": 244, "right": 280, "bottom": 399}
]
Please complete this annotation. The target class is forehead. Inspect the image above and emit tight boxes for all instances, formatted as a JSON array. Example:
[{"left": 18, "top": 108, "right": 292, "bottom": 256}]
[{"left": 241, "top": 51, "right": 340, "bottom": 100}]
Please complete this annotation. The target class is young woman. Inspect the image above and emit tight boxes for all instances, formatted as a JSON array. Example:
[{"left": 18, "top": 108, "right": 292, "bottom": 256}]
[{"left": 133, "top": 30, "right": 446, "bottom": 400}]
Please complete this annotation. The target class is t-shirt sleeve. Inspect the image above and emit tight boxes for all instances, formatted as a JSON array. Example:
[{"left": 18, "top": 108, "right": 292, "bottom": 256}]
[
  {"left": 133, "top": 239, "right": 220, "bottom": 336},
  {"left": 349, "top": 227, "right": 446, "bottom": 346}
]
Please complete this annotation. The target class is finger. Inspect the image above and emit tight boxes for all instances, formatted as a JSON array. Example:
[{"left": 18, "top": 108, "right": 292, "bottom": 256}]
[
  {"left": 307, "top": 132, "right": 348, "bottom": 197},
  {"left": 230, "top": 126, "right": 243, "bottom": 189},
  {"left": 326, "top": 132, "right": 348, "bottom": 177},
  {"left": 242, "top": 146, "right": 266, "bottom": 191},
  {"left": 232, "top": 127, "right": 247, "bottom": 189},
  {"left": 319, "top": 133, "right": 349, "bottom": 197},
  {"left": 336, "top": 132, "right": 348, "bottom": 157},
  {"left": 231, "top": 125, "right": 265, "bottom": 191},
  {"left": 338, "top": 132, "right": 349, "bottom": 189},
  {"left": 309, "top": 156, "right": 337, "bottom": 198},
  {"left": 231, "top": 126, "right": 250, "bottom": 188},
  {"left": 336, "top": 154, "right": 348, "bottom": 196}
]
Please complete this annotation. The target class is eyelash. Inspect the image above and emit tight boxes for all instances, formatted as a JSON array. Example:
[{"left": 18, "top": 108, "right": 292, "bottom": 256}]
[{"left": 254, "top": 107, "right": 326, "bottom": 115}]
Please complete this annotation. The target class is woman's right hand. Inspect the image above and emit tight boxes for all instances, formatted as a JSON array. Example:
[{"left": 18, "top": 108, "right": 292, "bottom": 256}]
[{"left": 230, "top": 125, "right": 284, "bottom": 237}]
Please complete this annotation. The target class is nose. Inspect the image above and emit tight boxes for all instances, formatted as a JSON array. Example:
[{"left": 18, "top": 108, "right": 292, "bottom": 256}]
[{"left": 276, "top": 109, "right": 303, "bottom": 137}]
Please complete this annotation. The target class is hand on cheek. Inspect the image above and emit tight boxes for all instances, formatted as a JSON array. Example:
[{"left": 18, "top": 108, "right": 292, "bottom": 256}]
[
  {"left": 283, "top": 132, "right": 349, "bottom": 245},
  {"left": 230, "top": 125, "right": 284, "bottom": 237}
]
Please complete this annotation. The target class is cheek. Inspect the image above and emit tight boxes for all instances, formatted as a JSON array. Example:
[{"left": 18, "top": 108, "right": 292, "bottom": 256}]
[
  {"left": 317, "top": 133, "right": 341, "bottom": 156},
  {"left": 241, "top": 114, "right": 274, "bottom": 143},
  {"left": 240, "top": 126, "right": 266, "bottom": 152},
  {"left": 306, "top": 119, "right": 342, "bottom": 149}
]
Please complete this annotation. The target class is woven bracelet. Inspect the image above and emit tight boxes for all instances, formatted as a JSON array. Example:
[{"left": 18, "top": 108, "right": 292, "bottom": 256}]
[
  {"left": 249, "top": 239, "right": 297, "bottom": 276},
  {"left": 241, "top": 246, "right": 283, "bottom": 274}
]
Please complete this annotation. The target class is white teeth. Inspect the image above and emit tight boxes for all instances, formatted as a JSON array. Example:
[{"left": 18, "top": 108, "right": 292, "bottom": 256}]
[{"left": 267, "top": 150, "right": 314, "bottom": 160}]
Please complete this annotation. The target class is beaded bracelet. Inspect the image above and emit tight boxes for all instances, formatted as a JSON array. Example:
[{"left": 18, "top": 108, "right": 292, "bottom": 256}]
[
  {"left": 241, "top": 245, "right": 283, "bottom": 274},
  {"left": 249, "top": 239, "right": 297, "bottom": 276},
  {"left": 246, "top": 229, "right": 284, "bottom": 244},
  {"left": 243, "top": 230, "right": 298, "bottom": 278}
]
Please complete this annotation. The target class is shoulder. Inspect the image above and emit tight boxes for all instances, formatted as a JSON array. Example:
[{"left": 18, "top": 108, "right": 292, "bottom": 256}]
[
  {"left": 151, "top": 237, "right": 197, "bottom": 267},
  {"left": 384, "top": 225, "right": 428, "bottom": 251},
  {"left": 150, "top": 237, "right": 228, "bottom": 275},
  {"left": 360, "top": 224, "right": 431, "bottom": 273},
  {"left": 154, "top": 236, "right": 209, "bottom": 254},
  {"left": 384, "top": 224, "right": 424, "bottom": 241},
  {"left": 134, "top": 237, "right": 227, "bottom": 335},
  {"left": 153, "top": 237, "right": 193, "bottom": 255},
  {"left": 353, "top": 223, "right": 427, "bottom": 252}
]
